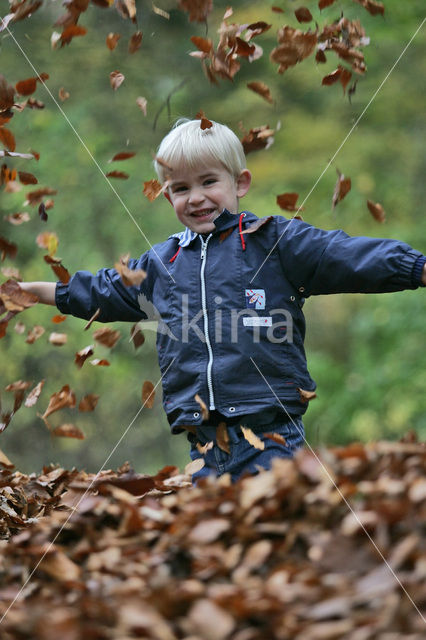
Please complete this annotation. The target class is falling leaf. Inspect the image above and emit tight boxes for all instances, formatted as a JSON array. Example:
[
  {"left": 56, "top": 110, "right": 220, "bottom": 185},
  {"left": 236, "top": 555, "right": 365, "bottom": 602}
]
[
  {"left": 51, "top": 315, "right": 66, "bottom": 324},
  {"left": 38, "top": 203, "right": 48, "bottom": 221},
  {"left": 130, "top": 324, "right": 145, "bottom": 349},
  {"left": 0, "top": 280, "right": 38, "bottom": 312},
  {"left": 270, "top": 26, "right": 317, "bottom": 73},
  {"left": 0, "top": 128, "right": 16, "bottom": 151},
  {"left": 0, "top": 236, "right": 17, "bottom": 261},
  {"left": 18, "top": 171, "right": 37, "bottom": 185},
  {"left": 75, "top": 345, "right": 94, "bottom": 369},
  {"left": 191, "top": 36, "right": 213, "bottom": 54},
  {"left": 241, "top": 426, "right": 265, "bottom": 450},
  {"left": 142, "top": 380, "right": 155, "bottom": 408},
  {"left": 51, "top": 424, "right": 85, "bottom": 440},
  {"left": 297, "top": 387, "right": 317, "bottom": 403},
  {"left": 110, "top": 71, "right": 125, "bottom": 91},
  {"left": 89, "top": 358, "right": 110, "bottom": 367},
  {"left": 24, "top": 187, "right": 57, "bottom": 207},
  {"left": 241, "top": 216, "right": 274, "bottom": 235},
  {"left": 109, "top": 151, "right": 136, "bottom": 162},
  {"left": 143, "top": 179, "right": 163, "bottom": 201},
  {"left": 58, "top": 87, "right": 70, "bottom": 101},
  {"left": 367, "top": 199, "right": 386, "bottom": 223},
  {"left": 247, "top": 81, "right": 273, "bottom": 104},
  {"left": 136, "top": 96, "right": 147, "bottom": 115},
  {"left": 106, "top": 32, "right": 121, "bottom": 50},
  {"left": 36, "top": 231, "right": 58, "bottom": 254},
  {"left": 84, "top": 308, "right": 101, "bottom": 330},
  {"left": 60, "top": 24, "right": 88, "bottom": 46},
  {"left": 272, "top": 6, "right": 284, "bottom": 12},
  {"left": 129, "top": 31, "right": 143, "bottom": 53},
  {"left": 319, "top": 0, "right": 337, "bottom": 8},
  {"left": 295, "top": 7, "right": 313, "bottom": 23},
  {"left": 49, "top": 332, "right": 68, "bottom": 346},
  {"left": 42, "top": 385, "right": 76, "bottom": 420},
  {"left": 240, "top": 125, "right": 275, "bottom": 154},
  {"left": 114, "top": 254, "right": 146, "bottom": 287},
  {"left": 152, "top": 4, "right": 170, "bottom": 19},
  {"left": 93, "top": 327, "right": 121, "bottom": 348},
  {"left": 105, "top": 170, "right": 129, "bottom": 179},
  {"left": 194, "top": 394, "right": 209, "bottom": 421},
  {"left": 264, "top": 432, "right": 287, "bottom": 445},
  {"left": 353, "top": 0, "right": 385, "bottom": 16},
  {"left": 277, "top": 193, "right": 304, "bottom": 212},
  {"left": 196, "top": 440, "right": 214, "bottom": 455},
  {"left": 332, "top": 169, "right": 351, "bottom": 209},
  {"left": 79, "top": 394, "right": 100, "bottom": 412},
  {"left": 178, "top": 0, "right": 213, "bottom": 23},
  {"left": 185, "top": 458, "right": 205, "bottom": 475},
  {"left": 15, "top": 77, "right": 37, "bottom": 96},
  {"left": 4, "top": 212, "right": 30, "bottom": 225},
  {"left": 25, "top": 380, "right": 45, "bottom": 407},
  {"left": 316, "top": 49, "right": 327, "bottom": 63},
  {"left": 25, "top": 325, "right": 45, "bottom": 344}
]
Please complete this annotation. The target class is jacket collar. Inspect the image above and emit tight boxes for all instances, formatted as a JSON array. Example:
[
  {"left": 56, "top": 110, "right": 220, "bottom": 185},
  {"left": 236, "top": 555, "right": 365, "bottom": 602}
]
[{"left": 169, "top": 210, "right": 259, "bottom": 247}]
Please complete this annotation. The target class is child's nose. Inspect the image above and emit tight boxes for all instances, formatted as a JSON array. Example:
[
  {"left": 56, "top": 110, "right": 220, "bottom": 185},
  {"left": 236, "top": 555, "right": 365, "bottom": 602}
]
[{"left": 188, "top": 187, "right": 204, "bottom": 204}]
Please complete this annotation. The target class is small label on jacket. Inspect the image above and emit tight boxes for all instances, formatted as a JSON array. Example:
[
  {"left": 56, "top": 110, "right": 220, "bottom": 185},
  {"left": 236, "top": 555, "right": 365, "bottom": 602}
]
[
  {"left": 243, "top": 316, "right": 272, "bottom": 327},
  {"left": 245, "top": 289, "right": 265, "bottom": 309}
]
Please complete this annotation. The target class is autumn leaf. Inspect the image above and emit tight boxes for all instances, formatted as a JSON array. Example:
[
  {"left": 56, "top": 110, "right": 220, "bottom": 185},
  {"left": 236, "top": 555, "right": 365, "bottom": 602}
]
[
  {"left": 42, "top": 385, "right": 76, "bottom": 420},
  {"left": 52, "top": 424, "right": 85, "bottom": 439},
  {"left": 241, "top": 216, "right": 273, "bottom": 235},
  {"left": 106, "top": 32, "right": 121, "bottom": 50},
  {"left": 216, "top": 421, "right": 230, "bottom": 454},
  {"left": 84, "top": 308, "right": 100, "bottom": 330},
  {"left": 105, "top": 170, "right": 129, "bottom": 179},
  {"left": 58, "top": 87, "right": 70, "bottom": 101},
  {"left": 195, "top": 394, "right": 209, "bottom": 421},
  {"left": 0, "top": 74, "right": 15, "bottom": 111},
  {"left": 152, "top": 4, "right": 170, "bottom": 19},
  {"left": 0, "top": 128, "right": 16, "bottom": 151},
  {"left": 264, "top": 431, "right": 287, "bottom": 446},
  {"left": 297, "top": 387, "right": 317, "bottom": 403},
  {"left": 49, "top": 332, "right": 68, "bottom": 346},
  {"left": 241, "top": 426, "right": 265, "bottom": 450},
  {"left": 178, "top": 0, "right": 213, "bottom": 23},
  {"left": 93, "top": 327, "right": 121, "bottom": 348},
  {"left": 367, "top": 199, "right": 386, "bottom": 223},
  {"left": 136, "top": 96, "right": 147, "bottom": 115},
  {"left": 319, "top": 0, "right": 337, "bottom": 8},
  {"left": 75, "top": 345, "right": 94, "bottom": 369},
  {"left": 240, "top": 125, "right": 275, "bottom": 154},
  {"left": 25, "top": 325, "right": 45, "bottom": 344},
  {"left": 24, "top": 187, "right": 57, "bottom": 207},
  {"left": 51, "top": 314, "right": 66, "bottom": 324},
  {"left": 143, "top": 179, "right": 163, "bottom": 201},
  {"left": 36, "top": 231, "right": 58, "bottom": 254},
  {"left": 89, "top": 358, "right": 110, "bottom": 367},
  {"left": 190, "top": 36, "right": 213, "bottom": 54},
  {"left": 129, "top": 31, "right": 143, "bottom": 53},
  {"left": 276, "top": 193, "right": 304, "bottom": 212},
  {"left": 79, "top": 394, "right": 100, "bottom": 412},
  {"left": 142, "top": 381, "right": 155, "bottom": 408},
  {"left": 353, "top": 0, "right": 385, "bottom": 17},
  {"left": 295, "top": 7, "right": 313, "bottom": 23},
  {"left": 0, "top": 236, "right": 17, "bottom": 261},
  {"left": 60, "top": 25, "right": 88, "bottom": 46},
  {"left": 0, "top": 280, "right": 38, "bottom": 313},
  {"left": 196, "top": 440, "right": 214, "bottom": 455},
  {"left": 25, "top": 380, "right": 45, "bottom": 408},
  {"left": 15, "top": 77, "right": 37, "bottom": 96},
  {"left": 109, "top": 151, "right": 136, "bottom": 162},
  {"left": 130, "top": 324, "right": 145, "bottom": 349},
  {"left": 114, "top": 254, "right": 146, "bottom": 287},
  {"left": 110, "top": 70, "right": 125, "bottom": 90},
  {"left": 18, "top": 171, "right": 37, "bottom": 185},
  {"left": 185, "top": 458, "right": 205, "bottom": 475},
  {"left": 332, "top": 169, "right": 351, "bottom": 209},
  {"left": 247, "top": 81, "right": 273, "bottom": 104},
  {"left": 270, "top": 26, "right": 317, "bottom": 73}
]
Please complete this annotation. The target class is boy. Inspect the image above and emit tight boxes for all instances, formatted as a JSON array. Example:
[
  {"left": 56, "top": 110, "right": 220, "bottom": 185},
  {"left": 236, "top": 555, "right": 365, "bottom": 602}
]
[{"left": 20, "top": 119, "right": 426, "bottom": 482}]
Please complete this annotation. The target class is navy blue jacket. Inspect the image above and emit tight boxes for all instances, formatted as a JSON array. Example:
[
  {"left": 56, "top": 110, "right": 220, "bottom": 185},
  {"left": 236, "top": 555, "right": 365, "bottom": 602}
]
[{"left": 56, "top": 211, "right": 425, "bottom": 432}]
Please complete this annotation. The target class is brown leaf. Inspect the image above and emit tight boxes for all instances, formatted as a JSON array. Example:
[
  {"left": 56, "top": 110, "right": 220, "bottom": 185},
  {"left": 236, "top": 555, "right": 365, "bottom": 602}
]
[
  {"left": 241, "top": 216, "right": 273, "bottom": 235},
  {"left": 247, "top": 81, "right": 273, "bottom": 104},
  {"left": 316, "top": 49, "right": 327, "bottom": 63},
  {"left": 130, "top": 324, "right": 145, "bottom": 349},
  {"left": 110, "top": 70, "right": 125, "bottom": 90},
  {"left": 89, "top": 358, "right": 110, "bottom": 367},
  {"left": 219, "top": 228, "right": 233, "bottom": 243},
  {"left": 240, "top": 125, "right": 275, "bottom": 154},
  {"left": 38, "top": 202, "right": 48, "bottom": 221},
  {"left": 196, "top": 440, "right": 214, "bottom": 455},
  {"left": 24, "top": 187, "right": 57, "bottom": 206},
  {"left": 25, "top": 325, "right": 45, "bottom": 344},
  {"left": 353, "top": 0, "right": 385, "bottom": 17},
  {"left": 322, "top": 67, "right": 342, "bottom": 86},
  {"left": 143, "top": 179, "right": 163, "bottom": 201},
  {"left": 217, "top": 421, "right": 230, "bottom": 454},
  {"left": 0, "top": 74, "right": 15, "bottom": 111},
  {"left": 142, "top": 380, "right": 155, "bottom": 408},
  {"left": 48, "top": 332, "right": 68, "bottom": 346},
  {"left": 51, "top": 314, "right": 66, "bottom": 324},
  {"left": 178, "top": 0, "right": 213, "bottom": 23},
  {"left": 84, "top": 308, "right": 100, "bottom": 330},
  {"left": 272, "top": 6, "right": 284, "bottom": 12},
  {"left": 241, "top": 426, "right": 265, "bottom": 450},
  {"left": 60, "top": 24, "right": 88, "bottom": 46},
  {"left": 106, "top": 32, "right": 121, "bottom": 50},
  {"left": 129, "top": 31, "right": 143, "bottom": 53},
  {"left": 40, "top": 550, "right": 82, "bottom": 580},
  {"left": 0, "top": 236, "right": 17, "bottom": 261},
  {"left": 42, "top": 385, "right": 76, "bottom": 420},
  {"left": 109, "top": 151, "right": 136, "bottom": 162},
  {"left": 195, "top": 394, "right": 209, "bottom": 421},
  {"left": 114, "top": 255, "right": 146, "bottom": 287},
  {"left": 93, "top": 327, "right": 121, "bottom": 349},
  {"left": 367, "top": 199, "right": 386, "bottom": 223},
  {"left": 332, "top": 169, "right": 351, "bottom": 209},
  {"left": 58, "top": 87, "right": 70, "bottom": 101},
  {"left": 136, "top": 96, "right": 147, "bottom": 115},
  {"left": 37, "top": 232, "right": 58, "bottom": 254},
  {"left": 0, "top": 128, "right": 16, "bottom": 151},
  {"left": 18, "top": 171, "right": 37, "bottom": 185},
  {"left": 15, "top": 77, "right": 37, "bottom": 96},
  {"left": 297, "top": 387, "right": 317, "bottom": 403},
  {"left": 0, "top": 280, "right": 38, "bottom": 312},
  {"left": 79, "top": 394, "right": 100, "bottom": 412},
  {"left": 0, "top": 448, "right": 14, "bottom": 468},
  {"left": 276, "top": 193, "right": 304, "bottom": 212},
  {"left": 190, "top": 36, "right": 213, "bottom": 54},
  {"left": 75, "top": 345, "right": 94, "bottom": 369},
  {"left": 295, "top": 7, "right": 313, "bottom": 23},
  {"left": 319, "top": 0, "right": 337, "bottom": 8},
  {"left": 264, "top": 431, "right": 287, "bottom": 446},
  {"left": 270, "top": 27, "right": 317, "bottom": 73},
  {"left": 25, "top": 380, "right": 45, "bottom": 407},
  {"left": 152, "top": 4, "right": 170, "bottom": 19},
  {"left": 4, "top": 212, "right": 30, "bottom": 225},
  {"left": 185, "top": 458, "right": 206, "bottom": 476},
  {"left": 105, "top": 170, "right": 129, "bottom": 179}
]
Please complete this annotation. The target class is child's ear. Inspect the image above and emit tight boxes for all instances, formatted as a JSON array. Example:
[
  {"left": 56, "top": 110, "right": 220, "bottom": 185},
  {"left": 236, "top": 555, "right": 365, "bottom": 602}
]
[{"left": 236, "top": 169, "right": 252, "bottom": 198}]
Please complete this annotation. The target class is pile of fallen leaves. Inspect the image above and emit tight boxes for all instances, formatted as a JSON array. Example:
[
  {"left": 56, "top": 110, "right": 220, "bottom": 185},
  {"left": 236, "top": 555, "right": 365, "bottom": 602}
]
[{"left": 0, "top": 438, "right": 425, "bottom": 639}]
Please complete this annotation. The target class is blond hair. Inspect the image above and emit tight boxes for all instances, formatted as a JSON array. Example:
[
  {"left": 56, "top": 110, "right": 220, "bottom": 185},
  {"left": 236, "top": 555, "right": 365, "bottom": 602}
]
[{"left": 154, "top": 118, "right": 246, "bottom": 183}]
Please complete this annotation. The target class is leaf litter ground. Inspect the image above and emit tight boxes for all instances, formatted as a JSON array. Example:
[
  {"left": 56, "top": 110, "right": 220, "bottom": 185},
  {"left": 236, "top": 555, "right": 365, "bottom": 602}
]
[{"left": 0, "top": 438, "right": 425, "bottom": 639}]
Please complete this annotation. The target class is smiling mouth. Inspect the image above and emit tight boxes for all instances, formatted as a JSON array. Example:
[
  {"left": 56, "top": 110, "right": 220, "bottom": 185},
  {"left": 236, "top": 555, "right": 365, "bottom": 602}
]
[{"left": 190, "top": 209, "right": 215, "bottom": 219}]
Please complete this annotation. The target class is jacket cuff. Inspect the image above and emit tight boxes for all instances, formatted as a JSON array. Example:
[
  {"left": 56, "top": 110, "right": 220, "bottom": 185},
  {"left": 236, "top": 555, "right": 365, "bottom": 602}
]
[
  {"left": 411, "top": 256, "right": 426, "bottom": 287},
  {"left": 55, "top": 281, "right": 70, "bottom": 313}
]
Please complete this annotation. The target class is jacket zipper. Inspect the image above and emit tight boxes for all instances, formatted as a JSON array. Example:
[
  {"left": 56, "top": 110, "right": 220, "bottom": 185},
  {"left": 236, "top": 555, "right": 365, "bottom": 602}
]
[{"left": 200, "top": 234, "right": 215, "bottom": 410}]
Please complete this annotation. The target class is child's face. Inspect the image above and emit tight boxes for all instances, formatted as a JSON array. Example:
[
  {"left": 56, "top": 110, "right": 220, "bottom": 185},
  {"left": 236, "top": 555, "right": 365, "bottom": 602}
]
[{"left": 166, "top": 163, "right": 251, "bottom": 234}]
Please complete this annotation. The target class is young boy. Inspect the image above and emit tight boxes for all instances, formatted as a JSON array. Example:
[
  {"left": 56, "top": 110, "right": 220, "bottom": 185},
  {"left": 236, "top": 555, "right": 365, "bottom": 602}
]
[{"left": 20, "top": 119, "right": 426, "bottom": 482}]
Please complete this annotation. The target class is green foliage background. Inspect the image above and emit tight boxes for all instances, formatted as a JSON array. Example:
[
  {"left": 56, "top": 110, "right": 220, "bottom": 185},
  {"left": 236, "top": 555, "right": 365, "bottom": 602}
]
[{"left": 0, "top": 0, "right": 425, "bottom": 474}]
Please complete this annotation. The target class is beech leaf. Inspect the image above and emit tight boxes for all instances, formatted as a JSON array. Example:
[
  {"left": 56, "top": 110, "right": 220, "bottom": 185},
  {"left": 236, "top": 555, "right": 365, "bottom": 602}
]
[{"left": 142, "top": 381, "right": 155, "bottom": 408}]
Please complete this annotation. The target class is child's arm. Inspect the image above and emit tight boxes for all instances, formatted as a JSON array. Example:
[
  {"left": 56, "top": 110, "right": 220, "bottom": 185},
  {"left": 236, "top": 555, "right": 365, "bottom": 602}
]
[{"left": 19, "top": 282, "right": 56, "bottom": 306}]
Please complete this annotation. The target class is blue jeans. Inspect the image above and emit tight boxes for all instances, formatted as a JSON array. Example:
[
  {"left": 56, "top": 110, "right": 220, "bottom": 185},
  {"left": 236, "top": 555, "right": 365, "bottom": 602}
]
[{"left": 187, "top": 416, "right": 305, "bottom": 483}]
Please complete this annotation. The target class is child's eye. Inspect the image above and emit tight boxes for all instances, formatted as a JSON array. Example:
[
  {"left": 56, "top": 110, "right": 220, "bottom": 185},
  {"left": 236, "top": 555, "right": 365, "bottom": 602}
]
[
  {"left": 173, "top": 185, "right": 187, "bottom": 193},
  {"left": 203, "top": 178, "right": 217, "bottom": 186}
]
